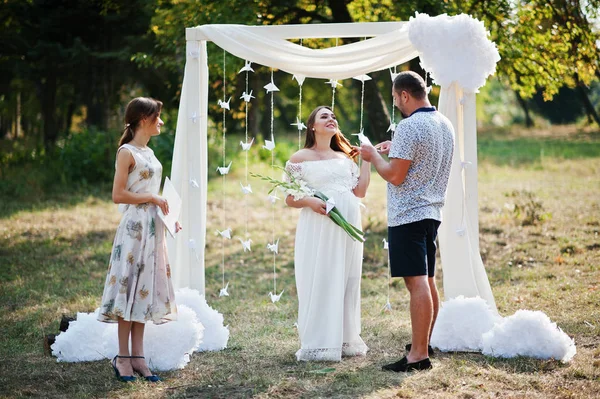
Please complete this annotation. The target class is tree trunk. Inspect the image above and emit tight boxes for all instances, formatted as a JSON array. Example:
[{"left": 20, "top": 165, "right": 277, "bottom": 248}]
[
  {"left": 42, "top": 73, "right": 58, "bottom": 149},
  {"left": 364, "top": 71, "right": 392, "bottom": 143},
  {"left": 16, "top": 91, "right": 22, "bottom": 139},
  {"left": 576, "top": 80, "right": 600, "bottom": 126},
  {"left": 515, "top": 91, "right": 534, "bottom": 128}
]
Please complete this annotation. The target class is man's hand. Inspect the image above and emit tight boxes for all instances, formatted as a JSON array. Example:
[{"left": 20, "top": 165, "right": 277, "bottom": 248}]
[
  {"left": 359, "top": 143, "right": 378, "bottom": 162},
  {"left": 375, "top": 140, "right": 392, "bottom": 155}
]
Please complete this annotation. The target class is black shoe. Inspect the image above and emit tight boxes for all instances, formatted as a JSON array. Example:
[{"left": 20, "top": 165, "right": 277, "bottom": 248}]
[
  {"left": 111, "top": 355, "right": 136, "bottom": 382},
  {"left": 405, "top": 343, "right": 435, "bottom": 357},
  {"left": 382, "top": 356, "right": 432, "bottom": 372},
  {"left": 130, "top": 355, "right": 161, "bottom": 382}
]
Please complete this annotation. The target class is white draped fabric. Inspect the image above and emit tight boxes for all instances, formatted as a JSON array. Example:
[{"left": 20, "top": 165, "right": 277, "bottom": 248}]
[{"left": 168, "top": 14, "right": 499, "bottom": 311}]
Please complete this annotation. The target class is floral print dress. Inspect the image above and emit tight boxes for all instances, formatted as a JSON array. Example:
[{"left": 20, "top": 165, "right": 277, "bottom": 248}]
[{"left": 98, "top": 143, "right": 177, "bottom": 324}]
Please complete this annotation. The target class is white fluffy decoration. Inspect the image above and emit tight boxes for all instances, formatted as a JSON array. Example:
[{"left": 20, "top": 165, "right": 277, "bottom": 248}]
[
  {"left": 430, "top": 296, "right": 500, "bottom": 351},
  {"left": 407, "top": 12, "right": 501, "bottom": 93},
  {"left": 51, "top": 289, "right": 229, "bottom": 371},
  {"left": 51, "top": 310, "right": 112, "bottom": 361},
  {"left": 482, "top": 310, "right": 576, "bottom": 362},
  {"left": 144, "top": 305, "right": 204, "bottom": 370},
  {"left": 174, "top": 287, "right": 230, "bottom": 351}
]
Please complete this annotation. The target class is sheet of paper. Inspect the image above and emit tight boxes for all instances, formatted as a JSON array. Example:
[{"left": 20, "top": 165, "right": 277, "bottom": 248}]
[{"left": 157, "top": 177, "right": 181, "bottom": 237}]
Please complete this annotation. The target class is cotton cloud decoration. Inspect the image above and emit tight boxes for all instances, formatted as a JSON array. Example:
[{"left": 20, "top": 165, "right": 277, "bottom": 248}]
[{"left": 407, "top": 13, "right": 501, "bottom": 93}]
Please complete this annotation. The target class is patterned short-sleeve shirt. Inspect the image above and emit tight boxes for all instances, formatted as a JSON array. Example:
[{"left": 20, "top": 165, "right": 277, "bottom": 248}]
[{"left": 387, "top": 107, "right": 455, "bottom": 227}]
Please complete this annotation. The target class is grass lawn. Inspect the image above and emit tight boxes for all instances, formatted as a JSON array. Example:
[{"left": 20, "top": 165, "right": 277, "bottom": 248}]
[{"left": 0, "top": 128, "right": 599, "bottom": 398}]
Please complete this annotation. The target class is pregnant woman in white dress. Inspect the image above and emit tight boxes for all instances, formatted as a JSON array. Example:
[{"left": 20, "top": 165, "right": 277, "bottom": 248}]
[{"left": 285, "top": 106, "right": 371, "bottom": 361}]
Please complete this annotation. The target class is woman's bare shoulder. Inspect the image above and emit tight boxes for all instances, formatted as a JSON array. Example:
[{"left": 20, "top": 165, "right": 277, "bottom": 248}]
[{"left": 288, "top": 149, "right": 314, "bottom": 163}]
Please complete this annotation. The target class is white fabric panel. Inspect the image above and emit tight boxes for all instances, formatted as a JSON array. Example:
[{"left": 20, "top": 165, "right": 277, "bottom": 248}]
[
  {"left": 167, "top": 40, "right": 208, "bottom": 293},
  {"left": 193, "top": 24, "right": 419, "bottom": 80},
  {"left": 463, "top": 93, "right": 480, "bottom": 251},
  {"left": 186, "top": 22, "right": 407, "bottom": 41},
  {"left": 438, "top": 85, "right": 496, "bottom": 311}
]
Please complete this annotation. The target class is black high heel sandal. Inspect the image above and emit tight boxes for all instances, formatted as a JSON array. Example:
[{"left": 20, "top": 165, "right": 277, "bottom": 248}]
[
  {"left": 131, "top": 355, "right": 161, "bottom": 382},
  {"left": 111, "top": 355, "right": 136, "bottom": 382}
]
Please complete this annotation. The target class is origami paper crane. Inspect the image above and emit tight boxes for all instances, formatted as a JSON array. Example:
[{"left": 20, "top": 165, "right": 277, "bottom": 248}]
[
  {"left": 290, "top": 117, "right": 307, "bottom": 131},
  {"left": 382, "top": 238, "right": 389, "bottom": 250},
  {"left": 238, "top": 60, "right": 254, "bottom": 73},
  {"left": 188, "top": 239, "right": 200, "bottom": 261},
  {"left": 188, "top": 50, "right": 200, "bottom": 59},
  {"left": 189, "top": 178, "right": 199, "bottom": 188},
  {"left": 325, "top": 79, "right": 342, "bottom": 88},
  {"left": 240, "top": 90, "right": 255, "bottom": 103},
  {"left": 216, "top": 227, "right": 232, "bottom": 239},
  {"left": 426, "top": 86, "right": 432, "bottom": 94},
  {"left": 352, "top": 74, "right": 372, "bottom": 82},
  {"left": 217, "top": 161, "right": 232, "bottom": 175},
  {"left": 267, "top": 194, "right": 280, "bottom": 204},
  {"left": 240, "top": 182, "right": 252, "bottom": 194},
  {"left": 238, "top": 237, "right": 252, "bottom": 252},
  {"left": 268, "top": 289, "right": 284, "bottom": 303},
  {"left": 382, "top": 300, "right": 392, "bottom": 312},
  {"left": 190, "top": 112, "right": 198, "bottom": 124},
  {"left": 387, "top": 122, "right": 397, "bottom": 133},
  {"left": 292, "top": 74, "right": 306, "bottom": 85},
  {"left": 264, "top": 79, "right": 279, "bottom": 93},
  {"left": 218, "top": 97, "right": 232, "bottom": 110},
  {"left": 263, "top": 139, "right": 275, "bottom": 151},
  {"left": 390, "top": 68, "right": 400, "bottom": 82},
  {"left": 351, "top": 129, "right": 372, "bottom": 145},
  {"left": 240, "top": 137, "right": 254, "bottom": 151},
  {"left": 219, "top": 282, "right": 230, "bottom": 297},
  {"left": 266, "top": 238, "right": 279, "bottom": 254}
]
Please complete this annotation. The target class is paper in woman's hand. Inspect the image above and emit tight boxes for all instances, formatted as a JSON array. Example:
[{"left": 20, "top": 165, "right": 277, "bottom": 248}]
[{"left": 157, "top": 177, "right": 182, "bottom": 237}]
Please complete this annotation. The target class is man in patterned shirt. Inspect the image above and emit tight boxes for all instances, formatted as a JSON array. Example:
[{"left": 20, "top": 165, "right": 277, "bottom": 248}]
[{"left": 359, "top": 71, "right": 454, "bottom": 372}]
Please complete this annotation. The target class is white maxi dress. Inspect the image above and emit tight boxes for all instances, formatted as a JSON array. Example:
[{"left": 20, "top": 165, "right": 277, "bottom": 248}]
[{"left": 286, "top": 158, "right": 368, "bottom": 361}]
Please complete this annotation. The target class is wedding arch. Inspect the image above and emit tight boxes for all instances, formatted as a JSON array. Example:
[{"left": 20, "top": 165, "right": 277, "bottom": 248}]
[{"left": 167, "top": 13, "right": 501, "bottom": 310}]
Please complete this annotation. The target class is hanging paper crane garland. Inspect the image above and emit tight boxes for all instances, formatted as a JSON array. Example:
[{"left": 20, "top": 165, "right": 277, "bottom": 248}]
[
  {"left": 216, "top": 161, "right": 232, "bottom": 175},
  {"left": 216, "top": 227, "right": 232, "bottom": 240},
  {"left": 240, "top": 137, "right": 254, "bottom": 151},
  {"left": 267, "top": 194, "right": 280, "bottom": 204},
  {"left": 219, "top": 282, "right": 230, "bottom": 297},
  {"left": 238, "top": 60, "right": 254, "bottom": 73},
  {"left": 238, "top": 237, "right": 252, "bottom": 252},
  {"left": 352, "top": 74, "right": 372, "bottom": 82},
  {"left": 218, "top": 97, "right": 232, "bottom": 110},
  {"left": 240, "top": 90, "right": 255, "bottom": 103},
  {"left": 352, "top": 129, "right": 372, "bottom": 145},
  {"left": 292, "top": 74, "right": 306, "bottom": 86},
  {"left": 240, "top": 182, "right": 252, "bottom": 194},
  {"left": 263, "top": 139, "right": 275, "bottom": 151},
  {"left": 264, "top": 79, "right": 279, "bottom": 93},
  {"left": 266, "top": 238, "right": 279, "bottom": 254},
  {"left": 290, "top": 117, "right": 307, "bottom": 131},
  {"left": 325, "top": 79, "right": 342, "bottom": 88},
  {"left": 269, "top": 290, "right": 285, "bottom": 303}
]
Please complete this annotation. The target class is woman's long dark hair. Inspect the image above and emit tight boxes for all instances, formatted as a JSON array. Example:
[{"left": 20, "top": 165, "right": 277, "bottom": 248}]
[
  {"left": 118, "top": 97, "right": 163, "bottom": 147},
  {"left": 305, "top": 106, "right": 358, "bottom": 160}
]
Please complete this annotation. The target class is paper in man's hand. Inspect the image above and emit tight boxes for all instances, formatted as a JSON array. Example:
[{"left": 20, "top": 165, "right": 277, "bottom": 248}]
[{"left": 157, "top": 177, "right": 182, "bottom": 237}]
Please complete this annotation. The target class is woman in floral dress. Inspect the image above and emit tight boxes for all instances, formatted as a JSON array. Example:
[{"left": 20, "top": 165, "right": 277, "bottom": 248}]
[{"left": 98, "top": 97, "right": 179, "bottom": 382}]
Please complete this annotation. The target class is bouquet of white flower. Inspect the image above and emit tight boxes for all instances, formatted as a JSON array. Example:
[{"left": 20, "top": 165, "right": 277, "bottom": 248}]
[{"left": 251, "top": 167, "right": 365, "bottom": 242}]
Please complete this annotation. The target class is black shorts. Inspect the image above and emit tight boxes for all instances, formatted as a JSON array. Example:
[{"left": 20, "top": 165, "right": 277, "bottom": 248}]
[{"left": 388, "top": 219, "right": 441, "bottom": 278}]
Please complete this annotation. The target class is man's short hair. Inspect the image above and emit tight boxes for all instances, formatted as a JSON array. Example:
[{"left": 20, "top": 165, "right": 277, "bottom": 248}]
[{"left": 393, "top": 71, "right": 427, "bottom": 100}]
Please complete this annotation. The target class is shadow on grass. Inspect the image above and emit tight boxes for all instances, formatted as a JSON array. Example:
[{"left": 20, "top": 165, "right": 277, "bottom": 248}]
[{"left": 0, "top": 182, "right": 113, "bottom": 219}]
